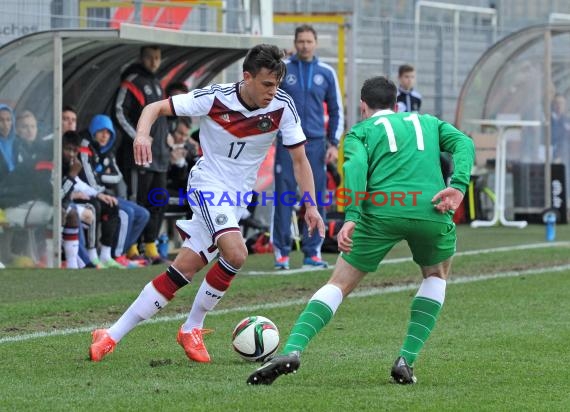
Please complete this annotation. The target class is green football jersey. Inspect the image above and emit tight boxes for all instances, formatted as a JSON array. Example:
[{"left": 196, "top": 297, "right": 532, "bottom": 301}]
[{"left": 342, "top": 110, "right": 475, "bottom": 223}]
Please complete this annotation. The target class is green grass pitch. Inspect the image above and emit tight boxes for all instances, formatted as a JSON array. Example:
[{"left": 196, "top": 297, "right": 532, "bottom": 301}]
[{"left": 1, "top": 224, "right": 570, "bottom": 411}]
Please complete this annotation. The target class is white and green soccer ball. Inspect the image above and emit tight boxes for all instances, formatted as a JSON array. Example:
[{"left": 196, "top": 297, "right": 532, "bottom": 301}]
[{"left": 232, "top": 315, "right": 279, "bottom": 362}]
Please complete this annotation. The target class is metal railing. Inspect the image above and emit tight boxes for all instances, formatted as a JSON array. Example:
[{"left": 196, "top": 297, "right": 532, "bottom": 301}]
[{"left": 414, "top": 1, "right": 497, "bottom": 92}]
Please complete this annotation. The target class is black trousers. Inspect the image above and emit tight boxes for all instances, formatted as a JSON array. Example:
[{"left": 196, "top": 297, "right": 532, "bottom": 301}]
[
  {"left": 135, "top": 169, "right": 167, "bottom": 243},
  {"left": 75, "top": 197, "right": 119, "bottom": 248}
]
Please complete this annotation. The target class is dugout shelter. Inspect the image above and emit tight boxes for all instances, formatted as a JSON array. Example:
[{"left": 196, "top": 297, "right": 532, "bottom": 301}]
[
  {"left": 455, "top": 23, "right": 570, "bottom": 224},
  {"left": 0, "top": 23, "right": 291, "bottom": 268}
]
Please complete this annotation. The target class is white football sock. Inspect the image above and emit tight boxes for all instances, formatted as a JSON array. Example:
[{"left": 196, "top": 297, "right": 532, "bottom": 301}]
[
  {"left": 63, "top": 239, "right": 79, "bottom": 269},
  {"left": 182, "top": 280, "right": 225, "bottom": 332},
  {"left": 107, "top": 282, "right": 169, "bottom": 342}
]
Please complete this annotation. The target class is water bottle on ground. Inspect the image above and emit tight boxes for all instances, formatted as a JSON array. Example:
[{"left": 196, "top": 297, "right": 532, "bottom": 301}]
[{"left": 543, "top": 211, "right": 557, "bottom": 242}]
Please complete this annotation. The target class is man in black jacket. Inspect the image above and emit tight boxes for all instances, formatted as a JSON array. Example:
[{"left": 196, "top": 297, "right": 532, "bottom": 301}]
[
  {"left": 396, "top": 64, "right": 422, "bottom": 113},
  {"left": 114, "top": 45, "right": 171, "bottom": 264}
]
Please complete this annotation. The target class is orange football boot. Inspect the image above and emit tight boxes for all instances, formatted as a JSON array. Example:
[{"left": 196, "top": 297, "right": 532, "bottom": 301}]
[
  {"left": 176, "top": 326, "right": 213, "bottom": 363},
  {"left": 89, "top": 329, "right": 116, "bottom": 362}
]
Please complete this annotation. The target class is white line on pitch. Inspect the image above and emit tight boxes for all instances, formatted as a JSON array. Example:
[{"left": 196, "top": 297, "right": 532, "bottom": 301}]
[
  {"left": 1, "top": 263, "right": 569, "bottom": 345},
  {"left": 242, "top": 241, "right": 570, "bottom": 275}
]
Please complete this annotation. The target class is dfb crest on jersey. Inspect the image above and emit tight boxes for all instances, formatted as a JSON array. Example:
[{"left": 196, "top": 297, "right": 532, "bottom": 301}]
[
  {"left": 285, "top": 74, "right": 297, "bottom": 85},
  {"left": 313, "top": 74, "right": 324, "bottom": 86},
  {"left": 257, "top": 116, "right": 272, "bottom": 132},
  {"left": 144, "top": 85, "right": 153, "bottom": 95},
  {"left": 215, "top": 214, "right": 228, "bottom": 225}
]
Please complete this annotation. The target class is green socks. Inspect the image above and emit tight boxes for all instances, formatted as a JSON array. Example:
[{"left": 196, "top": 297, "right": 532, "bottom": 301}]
[
  {"left": 399, "top": 296, "right": 442, "bottom": 365},
  {"left": 281, "top": 279, "right": 444, "bottom": 365},
  {"left": 283, "top": 300, "right": 334, "bottom": 353},
  {"left": 281, "top": 278, "right": 444, "bottom": 366}
]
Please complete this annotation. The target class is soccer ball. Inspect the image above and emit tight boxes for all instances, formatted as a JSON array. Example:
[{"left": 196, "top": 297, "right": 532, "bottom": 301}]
[{"left": 232, "top": 315, "right": 280, "bottom": 362}]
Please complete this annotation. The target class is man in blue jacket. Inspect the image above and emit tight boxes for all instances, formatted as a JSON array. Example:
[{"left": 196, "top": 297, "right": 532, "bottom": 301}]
[
  {"left": 273, "top": 25, "right": 344, "bottom": 270},
  {"left": 79, "top": 114, "right": 150, "bottom": 268}
]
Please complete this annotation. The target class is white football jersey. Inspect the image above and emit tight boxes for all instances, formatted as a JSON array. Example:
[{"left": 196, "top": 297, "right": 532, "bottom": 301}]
[{"left": 170, "top": 82, "right": 306, "bottom": 194}]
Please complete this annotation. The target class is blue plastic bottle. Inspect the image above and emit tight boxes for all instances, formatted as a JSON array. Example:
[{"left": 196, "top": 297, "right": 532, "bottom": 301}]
[
  {"left": 543, "top": 212, "right": 557, "bottom": 242},
  {"left": 157, "top": 233, "right": 169, "bottom": 258}
]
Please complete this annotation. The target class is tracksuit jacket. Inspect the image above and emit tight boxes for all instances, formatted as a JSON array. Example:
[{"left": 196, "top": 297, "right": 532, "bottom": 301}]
[
  {"left": 114, "top": 63, "right": 170, "bottom": 173},
  {"left": 280, "top": 54, "right": 344, "bottom": 144}
]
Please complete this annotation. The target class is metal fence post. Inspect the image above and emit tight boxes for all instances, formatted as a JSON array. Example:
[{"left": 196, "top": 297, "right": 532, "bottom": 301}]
[
  {"left": 383, "top": 18, "right": 391, "bottom": 77},
  {"left": 435, "top": 24, "right": 443, "bottom": 118}
]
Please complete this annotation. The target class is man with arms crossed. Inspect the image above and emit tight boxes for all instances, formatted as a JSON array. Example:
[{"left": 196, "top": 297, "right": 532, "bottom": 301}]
[{"left": 272, "top": 24, "right": 344, "bottom": 269}]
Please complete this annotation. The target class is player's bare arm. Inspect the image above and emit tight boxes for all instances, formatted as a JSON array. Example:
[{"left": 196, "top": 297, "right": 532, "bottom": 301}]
[
  {"left": 289, "top": 144, "right": 326, "bottom": 238},
  {"left": 134, "top": 99, "right": 173, "bottom": 166}
]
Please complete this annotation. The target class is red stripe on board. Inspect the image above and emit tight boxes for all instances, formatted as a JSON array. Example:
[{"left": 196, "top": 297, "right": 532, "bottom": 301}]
[{"left": 155, "top": 7, "right": 191, "bottom": 29}]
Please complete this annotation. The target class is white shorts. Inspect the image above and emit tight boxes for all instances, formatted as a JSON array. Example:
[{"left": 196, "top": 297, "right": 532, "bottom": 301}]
[{"left": 176, "top": 188, "right": 244, "bottom": 263}]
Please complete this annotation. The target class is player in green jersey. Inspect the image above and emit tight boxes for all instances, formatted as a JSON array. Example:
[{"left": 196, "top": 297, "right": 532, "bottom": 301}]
[{"left": 247, "top": 75, "right": 475, "bottom": 386}]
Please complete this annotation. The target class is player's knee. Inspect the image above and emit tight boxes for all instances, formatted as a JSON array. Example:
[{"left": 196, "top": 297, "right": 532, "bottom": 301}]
[
  {"left": 421, "top": 259, "right": 452, "bottom": 280},
  {"left": 424, "top": 272, "right": 447, "bottom": 280},
  {"left": 221, "top": 246, "right": 248, "bottom": 269},
  {"left": 171, "top": 248, "right": 205, "bottom": 280}
]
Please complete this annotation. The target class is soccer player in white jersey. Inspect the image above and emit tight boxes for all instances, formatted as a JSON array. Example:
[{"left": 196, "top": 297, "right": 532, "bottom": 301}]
[{"left": 89, "top": 44, "right": 326, "bottom": 363}]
